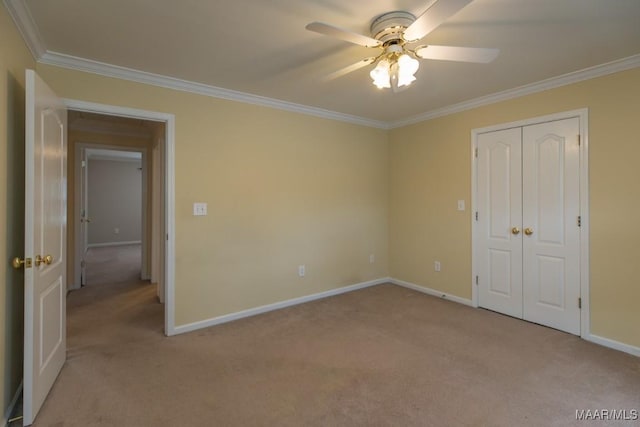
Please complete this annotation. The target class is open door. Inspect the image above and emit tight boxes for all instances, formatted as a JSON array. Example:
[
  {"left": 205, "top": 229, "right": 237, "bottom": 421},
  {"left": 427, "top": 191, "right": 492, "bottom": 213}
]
[
  {"left": 79, "top": 147, "right": 89, "bottom": 286},
  {"left": 18, "top": 69, "right": 67, "bottom": 425}
]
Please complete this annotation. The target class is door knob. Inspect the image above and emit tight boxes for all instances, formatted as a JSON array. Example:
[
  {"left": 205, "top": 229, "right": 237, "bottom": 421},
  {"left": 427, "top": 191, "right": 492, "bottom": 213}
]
[
  {"left": 524, "top": 228, "right": 534, "bottom": 236},
  {"left": 12, "top": 257, "right": 32, "bottom": 269},
  {"left": 35, "top": 254, "right": 53, "bottom": 266},
  {"left": 511, "top": 227, "right": 520, "bottom": 235},
  {"left": 81, "top": 218, "right": 91, "bottom": 223}
]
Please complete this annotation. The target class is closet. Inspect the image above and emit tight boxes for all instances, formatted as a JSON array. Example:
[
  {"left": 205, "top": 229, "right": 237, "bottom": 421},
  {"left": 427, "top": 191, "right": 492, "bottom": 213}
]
[{"left": 475, "top": 117, "right": 581, "bottom": 334}]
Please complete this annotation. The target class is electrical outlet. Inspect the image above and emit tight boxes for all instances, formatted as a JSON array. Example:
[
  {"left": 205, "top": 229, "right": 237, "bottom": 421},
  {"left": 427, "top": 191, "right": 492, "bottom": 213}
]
[
  {"left": 435, "top": 261, "right": 441, "bottom": 272},
  {"left": 369, "top": 254, "right": 375, "bottom": 264},
  {"left": 114, "top": 227, "right": 119, "bottom": 234},
  {"left": 298, "top": 265, "right": 305, "bottom": 277}
]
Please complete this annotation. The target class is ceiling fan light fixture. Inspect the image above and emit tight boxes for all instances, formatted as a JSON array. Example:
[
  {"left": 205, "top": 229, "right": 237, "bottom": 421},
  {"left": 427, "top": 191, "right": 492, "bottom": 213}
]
[
  {"left": 370, "top": 59, "right": 391, "bottom": 89},
  {"left": 397, "top": 54, "right": 419, "bottom": 87}
]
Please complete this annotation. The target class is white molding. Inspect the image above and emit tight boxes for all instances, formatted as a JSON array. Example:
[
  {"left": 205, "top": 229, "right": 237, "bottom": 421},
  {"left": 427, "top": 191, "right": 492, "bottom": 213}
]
[
  {"left": 2, "top": 381, "right": 23, "bottom": 427},
  {"left": 390, "top": 278, "right": 474, "bottom": 307},
  {"left": 390, "top": 54, "right": 640, "bottom": 128},
  {"left": 172, "top": 278, "right": 390, "bottom": 335},
  {"left": 470, "top": 108, "right": 590, "bottom": 338},
  {"left": 40, "top": 51, "right": 389, "bottom": 130},
  {"left": 585, "top": 334, "right": 640, "bottom": 358},
  {"left": 64, "top": 99, "right": 177, "bottom": 337},
  {"left": 87, "top": 240, "right": 142, "bottom": 248},
  {"left": 3, "top": 0, "right": 46, "bottom": 59}
]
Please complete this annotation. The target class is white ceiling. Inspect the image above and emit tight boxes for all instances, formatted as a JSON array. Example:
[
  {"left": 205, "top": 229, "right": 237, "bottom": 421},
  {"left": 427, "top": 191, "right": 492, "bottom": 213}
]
[{"left": 12, "top": 0, "right": 640, "bottom": 124}]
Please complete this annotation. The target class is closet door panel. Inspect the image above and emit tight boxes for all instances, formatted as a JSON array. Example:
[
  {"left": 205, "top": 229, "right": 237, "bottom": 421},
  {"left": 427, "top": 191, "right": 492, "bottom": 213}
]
[
  {"left": 477, "top": 128, "right": 523, "bottom": 318},
  {"left": 522, "top": 118, "right": 581, "bottom": 335}
]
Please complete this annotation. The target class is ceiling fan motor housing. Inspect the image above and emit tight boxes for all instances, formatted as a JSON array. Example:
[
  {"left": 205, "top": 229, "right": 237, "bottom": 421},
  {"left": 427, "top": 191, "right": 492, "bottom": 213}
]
[{"left": 370, "top": 11, "right": 416, "bottom": 45}]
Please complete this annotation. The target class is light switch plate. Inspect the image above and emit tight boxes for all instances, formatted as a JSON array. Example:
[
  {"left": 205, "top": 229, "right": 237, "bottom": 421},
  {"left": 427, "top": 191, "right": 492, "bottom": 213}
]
[
  {"left": 457, "top": 200, "right": 465, "bottom": 211},
  {"left": 193, "top": 202, "right": 207, "bottom": 216}
]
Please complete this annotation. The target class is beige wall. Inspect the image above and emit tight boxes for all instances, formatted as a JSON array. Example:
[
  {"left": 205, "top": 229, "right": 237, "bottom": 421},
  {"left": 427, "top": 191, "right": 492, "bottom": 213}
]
[
  {"left": 88, "top": 158, "right": 143, "bottom": 245},
  {"left": 0, "top": 3, "right": 35, "bottom": 420},
  {"left": 37, "top": 64, "right": 390, "bottom": 326},
  {"left": 390, "top": 68, "right": 640, "bottom": 348}
]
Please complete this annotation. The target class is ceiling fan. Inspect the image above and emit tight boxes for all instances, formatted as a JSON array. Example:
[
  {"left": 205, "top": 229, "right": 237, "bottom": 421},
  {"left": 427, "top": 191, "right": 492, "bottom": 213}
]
[{"left": 305, "top": 0, "right": 499, "bottom": 91}]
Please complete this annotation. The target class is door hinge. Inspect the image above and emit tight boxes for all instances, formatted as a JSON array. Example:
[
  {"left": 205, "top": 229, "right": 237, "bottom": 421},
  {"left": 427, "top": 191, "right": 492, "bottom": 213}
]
[
  {"left": 80, "top": 260, "right": 85, "bottom": 268},
  {"left": 577, "top": 216, "right": 581, "bottom": 227},
  {"left": 475, "top": 211, "right": 479, "bottom": 221},
  {"left": 577, "top": 135, "right": 581, "bottom": 146},
  {"left": 475, "top": 275, "right": 479, "bottom": 285},
  {"left": 474, "top": 148, "right": 478, "bottom": 158},
  {"left": 578, "top": 297, "right": 582, "bottom": 309}
]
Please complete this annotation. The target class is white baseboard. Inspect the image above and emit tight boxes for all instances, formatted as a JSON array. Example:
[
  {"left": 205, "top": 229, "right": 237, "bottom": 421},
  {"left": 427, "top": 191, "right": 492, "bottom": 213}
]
[
  {"left": 584, "top": 334, "right": 640, "bottom": 357},
  {"left": 172, "top": 277, "right": 391, "bottom": 335},
  {"left": 87, "top": 240, "right": 141, "bottom": 248},
  {"left": 390, "top": 277, "right": 474, "bottom": 306},
  {"left": 3, "top": 381, "right": 22, "bottom": 427}
]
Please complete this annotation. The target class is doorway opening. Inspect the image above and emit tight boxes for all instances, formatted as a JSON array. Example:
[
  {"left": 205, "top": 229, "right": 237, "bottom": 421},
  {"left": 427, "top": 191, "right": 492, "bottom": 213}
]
[
  {"left": 81, "top": 147, "right": 144, "bottom": 286},
  {"left": 65, "top": 101, "right": 176, "bottom": 335}
]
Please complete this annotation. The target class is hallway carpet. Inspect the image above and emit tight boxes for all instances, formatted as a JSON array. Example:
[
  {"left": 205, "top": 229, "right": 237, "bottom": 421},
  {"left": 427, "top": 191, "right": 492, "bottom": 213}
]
[
  {"left": 32, "top": 283, "right": 639, "bottom": 426},
  {"left": 84, "top": 244, "right": 142, "bottom": 285}
]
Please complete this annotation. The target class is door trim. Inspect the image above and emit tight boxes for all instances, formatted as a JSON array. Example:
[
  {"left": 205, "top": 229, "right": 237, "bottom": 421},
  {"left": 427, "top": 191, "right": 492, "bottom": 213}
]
[
  {"left": 471, "top": 108, "right": 590, "bottom": 338},
  {"left": 64, "top": 99, "right": 177, "bottom": 336},
  {"left": 72, "top": 143, "right": 148, "bottom": 288}
]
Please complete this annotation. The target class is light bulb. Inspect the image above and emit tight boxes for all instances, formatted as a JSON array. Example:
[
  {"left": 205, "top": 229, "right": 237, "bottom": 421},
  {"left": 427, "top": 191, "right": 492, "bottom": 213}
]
[
  {"left": 397, "top": 54, "right": 419, "bottom": 87},
  {"left": 370, "top": 60, "right": 391, "bottom": 89}
]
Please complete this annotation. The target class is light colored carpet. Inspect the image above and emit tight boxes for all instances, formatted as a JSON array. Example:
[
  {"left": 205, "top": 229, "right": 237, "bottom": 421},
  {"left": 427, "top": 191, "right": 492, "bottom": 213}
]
[
  {"left": 30, "top": 281, "right": 639, "bottom": 426},
  {"left": 84, "top": 244, "right": 142, "bottom": 285}
]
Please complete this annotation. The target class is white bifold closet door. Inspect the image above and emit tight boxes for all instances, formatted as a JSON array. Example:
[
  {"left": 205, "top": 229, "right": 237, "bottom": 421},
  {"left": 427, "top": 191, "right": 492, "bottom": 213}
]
[{"left": 477, "top": 117, "right": 581, "bottom": 335}]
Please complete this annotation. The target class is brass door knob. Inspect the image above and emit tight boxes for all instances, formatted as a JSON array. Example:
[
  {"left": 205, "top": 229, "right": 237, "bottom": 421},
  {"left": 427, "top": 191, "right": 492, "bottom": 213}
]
[
  {"left": 35, "top": 254, "right": 53, "bottom": 266},
  {"left": 524, "top": 228, "right": 534, "bottom": 236},
  {"left": 511, "top": 227, "right": 520, "bottom": 235},
  {"left": 12, "top": 257, "right": 32, "bottom": 269}
]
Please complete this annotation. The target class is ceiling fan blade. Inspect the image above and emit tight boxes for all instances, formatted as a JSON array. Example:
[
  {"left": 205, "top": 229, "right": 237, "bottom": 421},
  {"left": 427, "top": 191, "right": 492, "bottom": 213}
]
[
  {"left": 324, "top": 57, "right": 377, "bottom": 81},
  {"left": 403, "top": 0, "right": 473, "bottom": 42},
  {"left": 415, "top": 45, "right": 499, "bottom": 63},
  {"left": 306, "top": 22, "right": 381, "bottom": 48}
]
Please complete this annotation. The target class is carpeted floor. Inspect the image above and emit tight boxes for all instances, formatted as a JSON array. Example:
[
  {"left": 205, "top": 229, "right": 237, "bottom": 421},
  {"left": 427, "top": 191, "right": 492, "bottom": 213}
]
[
  {"left": 84, "top": 244, "right": 142, "bottom": 285},
  {"left": 30, "top": 278, "right": 639, "bottom": 426}
]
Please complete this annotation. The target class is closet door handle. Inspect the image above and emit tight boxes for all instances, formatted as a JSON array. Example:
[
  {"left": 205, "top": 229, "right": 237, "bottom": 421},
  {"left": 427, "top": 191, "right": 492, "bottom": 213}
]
[
  {"left": 524, "top": 228, "right": 534, "bottom": 236},
  {"left": 511, "top": 227, "right": 520, "bottom": 235}
]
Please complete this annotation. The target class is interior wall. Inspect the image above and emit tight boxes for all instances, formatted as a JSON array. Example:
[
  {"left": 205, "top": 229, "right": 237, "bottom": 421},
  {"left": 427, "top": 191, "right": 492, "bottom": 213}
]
[
  {"left": 87, "top": 158, "right": 142, "bottom": 245},
  {"left": 389, "top": 67, "right": 640, "bottom": 349},
  {"left": 0, "top": 3, "right": 35, "bottom": 421},
  {"left": 38, "top": 63, "right": 390, "bottom": 327}
]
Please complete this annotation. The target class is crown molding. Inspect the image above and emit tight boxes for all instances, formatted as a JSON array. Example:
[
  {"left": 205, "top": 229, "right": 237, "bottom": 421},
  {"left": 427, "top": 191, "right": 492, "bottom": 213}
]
[
  {"left": 3, "top": 0, "right": 46, "bottom": 59},
  {"left": 39, "top": 51, "right": 389, "bottom": 130},
  {"left": 389, "top": 54, "right": 640, "bottom": 129}
]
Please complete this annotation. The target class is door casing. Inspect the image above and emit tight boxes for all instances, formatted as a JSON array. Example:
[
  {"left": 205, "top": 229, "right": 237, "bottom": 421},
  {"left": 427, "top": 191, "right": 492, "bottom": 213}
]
[
  {"left": 65, "top": 99, "right": 177, "bottom": 336},
  {"left": 471, "top": 108, "right": 590, "bottom": 338}
]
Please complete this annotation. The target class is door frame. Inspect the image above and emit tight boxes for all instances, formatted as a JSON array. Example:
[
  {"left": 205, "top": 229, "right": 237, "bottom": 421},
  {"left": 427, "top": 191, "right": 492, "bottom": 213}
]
[
  {"left": 72, "top": 142, "right": 153, "bottom": 289},
  {"left": 471, "top": 108, "right": 590, "bottom": 338},
  {"left": 64, "top": 99, "right": 177, "bottom": 336}
]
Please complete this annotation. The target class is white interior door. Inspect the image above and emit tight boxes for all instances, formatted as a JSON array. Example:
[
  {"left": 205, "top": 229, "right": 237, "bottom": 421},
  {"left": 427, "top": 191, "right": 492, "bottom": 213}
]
[
  {"left": 476, "top": 117, "right": 581, "bottom": 335},
  {"left": 23, "top": 69, "right": 67, "bottom": 425},
  {"left": 477, "top": 128, "right": 523, "bottom": 318},
  {"left": 522, "top": 118, "right": 581, "bottom": 334},
  {"left": 79, "top": 147, "right": 89, "bottom": 286}
]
